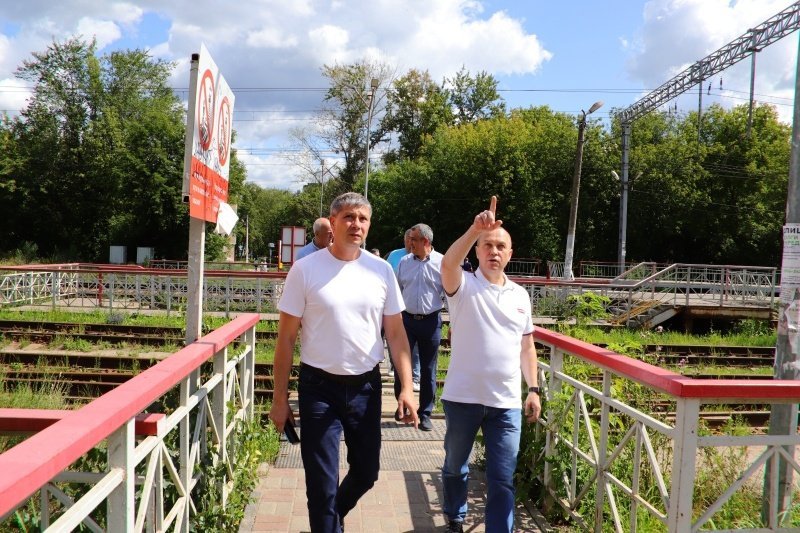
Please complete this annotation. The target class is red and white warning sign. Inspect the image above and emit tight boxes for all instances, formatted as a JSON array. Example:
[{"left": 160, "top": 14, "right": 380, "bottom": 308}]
[{"left": 187, "top": 43, "right": 235, "bottom": 222}]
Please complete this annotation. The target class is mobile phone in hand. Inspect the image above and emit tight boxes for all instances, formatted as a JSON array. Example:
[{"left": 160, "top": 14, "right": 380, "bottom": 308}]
[{"left": 284, "top": 419, "right": 300, "bottom": 444}]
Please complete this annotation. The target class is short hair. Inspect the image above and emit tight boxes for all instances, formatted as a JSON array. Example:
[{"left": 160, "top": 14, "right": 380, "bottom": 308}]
[
  {"left": 412, "top": 223, "right": 433, "bottom": 244},
  {"left": 404, "top": 228, "right": 413, "bottom": 238},
  {"left": 312, "top": 217, "right": 330, "bottom": 233},
  {"left": 330, "top": 192, "right": 371, "bottom": 216}
]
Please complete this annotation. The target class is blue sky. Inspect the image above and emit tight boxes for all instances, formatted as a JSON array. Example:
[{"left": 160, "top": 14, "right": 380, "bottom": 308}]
[{"left": 0, "top": 0, "right": 796, "bottom": 190}]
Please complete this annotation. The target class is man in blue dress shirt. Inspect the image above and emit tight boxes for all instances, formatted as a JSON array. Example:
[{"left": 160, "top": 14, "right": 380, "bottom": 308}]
[
  {"left": 396, "top": 223, "right": 445, "bottom": 431},
  {"left": 295, "top": 217, "right": 333, "bottom": 261}
]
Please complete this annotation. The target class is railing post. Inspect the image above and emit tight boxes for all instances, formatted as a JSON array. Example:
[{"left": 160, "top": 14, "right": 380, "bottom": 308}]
[
  {"left": 179, "top": 376, "right": 192, "bottom": 532},
  {"left": 213, "top": 347, "right": 229, "bottom": 506},
  {"left": 107, "top": 418, "right": 135, "bottom": 531},
  {"left": 109, "top": 273, "right": 115, "bottom": 310},
  {"left": 684, "top": 266, "right": 691, "bottom": 307},
  {"left": 667, "top": 397, "right": 699, "bottom": 532},
  {"left": 720, "top": 268, "right": 727, "bottom": 305},
  {"left": 167, "top": 275, "right": 172, "bottom": 317},
  {"left": 770, "top": 268, "right": 777, "bottom": 309},
  {"left": 52, "top": 271, "right": 59, "bottom": 310},
  {"left": 593, "top": 371, "right": 612, "bottom": 531},
  {"left": 543, "top": 345, "right": 563, "bottom": 515},
  {"left": 241, "top": 325, "right": 256, "bottom": 418},
  {"left": 256, "top": 277, "right": 263, "bottom": 313},
  {"left": 225, "top": 276, "right": 231, "bottom": 318}
]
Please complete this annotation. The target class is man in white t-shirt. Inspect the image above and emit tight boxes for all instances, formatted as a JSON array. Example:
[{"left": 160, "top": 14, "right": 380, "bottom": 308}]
[
  {"left": 439, "top": 196, "right": 541, "bottom": 533},
  {"left": 269, "top": 192, "right": 419, "bottom": 533}
]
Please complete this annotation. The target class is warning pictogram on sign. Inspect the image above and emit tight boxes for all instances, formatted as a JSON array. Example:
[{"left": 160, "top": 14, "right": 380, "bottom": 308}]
[{"left": 186, "top": 43, "right": 236, "bottom": 222}]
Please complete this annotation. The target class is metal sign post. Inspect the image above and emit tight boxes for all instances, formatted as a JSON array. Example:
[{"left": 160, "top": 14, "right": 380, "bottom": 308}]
[
  {"left": 182, "top": 44, "right": 236, "bottom": 344},
  {"left": 183, "top": 53, "right": 203, "bottom": 344},
  {"left": 764, "top": 32, "right": 800, "bottom": 526}
]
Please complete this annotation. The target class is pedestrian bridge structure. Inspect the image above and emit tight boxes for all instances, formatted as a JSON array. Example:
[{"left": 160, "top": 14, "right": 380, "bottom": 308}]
[
  {"left": 1, "top": 309, "right": 799, "bottom": 531},
  {"left": 0, "top": 261, "right": 779, "bottom": 330}
]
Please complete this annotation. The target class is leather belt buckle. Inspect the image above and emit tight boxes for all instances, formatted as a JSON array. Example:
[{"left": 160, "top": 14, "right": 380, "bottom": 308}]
[{"left": 413, "top": 314, "right": 424, "bottom": 320}]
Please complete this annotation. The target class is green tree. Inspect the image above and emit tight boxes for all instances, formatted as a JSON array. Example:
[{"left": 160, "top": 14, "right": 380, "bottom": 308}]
[
  {"left": 368, "top": 107, "right": 585, "bottom": 261},
  {"left": 12, "top": 38, "right": 101, "bottom": 258},
  {"left": 378, "top": 69, "right": 451, "bottom": 163},
  {"left": 312, "top": 60, "right": 394, "bottom": 192},
  {"left": 446, "top": 66, "right": 506, "bottom": 125},
  {"left": 4, "top": 38, "right": 194, "bottom": 261}
]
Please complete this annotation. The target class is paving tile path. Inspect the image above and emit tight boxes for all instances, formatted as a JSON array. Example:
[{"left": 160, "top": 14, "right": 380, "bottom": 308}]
[{"left": 239, "top": 366, "right": 552, "bottom": 532}]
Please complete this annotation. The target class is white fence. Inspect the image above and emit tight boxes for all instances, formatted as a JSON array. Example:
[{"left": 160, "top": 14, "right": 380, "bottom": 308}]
[
  {"left": 532, "top": 327, "right": 800, "bottom": 531},
  {"left": 0, "top": 313, "right": 258, "bottom": 531}
]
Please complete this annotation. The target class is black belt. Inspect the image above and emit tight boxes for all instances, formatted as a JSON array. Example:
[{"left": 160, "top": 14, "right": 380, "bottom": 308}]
[
  {"left": 300, "top": 363, "right": 380, "bottom": 386},
  {"left": 403, "top": 310, "right": 441, "bottom": 321}
]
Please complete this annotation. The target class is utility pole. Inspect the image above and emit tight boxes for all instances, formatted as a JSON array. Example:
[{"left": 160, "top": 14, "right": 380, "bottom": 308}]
[
  {"left": 563, "top": 101, "right": 603, "bottom": 281},
  {"left": 320, "top": 160, "right": 325, "bottom": 217},
  {"left": 763, "top": 33, "right": 800, "bottom": 526},
  {"left": 364, "top": 78, "right": 379, "bottom": 201},
  {"left": 244, "top": 215, "right": 249, "bottom": 263}
]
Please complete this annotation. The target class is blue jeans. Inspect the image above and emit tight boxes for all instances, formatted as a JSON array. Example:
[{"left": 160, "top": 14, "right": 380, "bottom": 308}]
[
  {"left": 394, "top": 311, "right": 441, "bottom": 417},
  {"left": 441, "top": 399, "right": 521, "bottom": 532},
  {"left": 299, "top": 365, "right": 382, "bottom": 532}
]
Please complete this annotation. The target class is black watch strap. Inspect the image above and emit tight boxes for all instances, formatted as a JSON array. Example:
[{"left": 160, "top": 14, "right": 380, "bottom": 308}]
[{"left": 528, "top": 386, "right": 540, "bottom": 394}]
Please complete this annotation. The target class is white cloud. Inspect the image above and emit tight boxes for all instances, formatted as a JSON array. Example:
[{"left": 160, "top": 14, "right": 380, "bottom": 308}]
[
  {"left": 307, "top": 25, "right": 352, "bottom": 65},
  {"left": 0, "top": 78, "right": 32, "bottom": 117},
  {"left": 76, "top": 18, "right": 121, "bottom": 49},
  {"left": 246, "top": 28, "right": 298, "bottom": 49}
]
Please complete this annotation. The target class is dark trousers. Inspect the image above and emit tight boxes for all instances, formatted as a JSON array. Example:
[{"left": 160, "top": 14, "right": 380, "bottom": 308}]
[
  {"left": 394, "top": 311, "right": 441, "bottom": 418},
  {"left": 299, "top": 364, "right": 382, "bottom": 532}
]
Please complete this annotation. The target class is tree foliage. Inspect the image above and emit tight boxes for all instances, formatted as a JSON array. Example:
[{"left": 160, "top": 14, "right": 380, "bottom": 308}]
[
  {"left": 0, "top": 42, "right": 791, "bottom": 270},
  {"left": 3, "top": 38, "right": 190, "bottom": 260}
]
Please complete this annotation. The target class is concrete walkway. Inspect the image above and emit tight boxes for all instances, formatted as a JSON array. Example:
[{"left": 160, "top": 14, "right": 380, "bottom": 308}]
[{"left": 239, "top": 366, "right": 552, "bottom": 532}]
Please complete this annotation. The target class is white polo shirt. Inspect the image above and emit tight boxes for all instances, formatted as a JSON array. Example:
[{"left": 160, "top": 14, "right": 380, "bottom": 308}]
[
  {"left": 442, "top": 268, "right": 534, "bottom": 409},
  {"left": 279, "top": 248, "right": 404, "bottom": 375}
]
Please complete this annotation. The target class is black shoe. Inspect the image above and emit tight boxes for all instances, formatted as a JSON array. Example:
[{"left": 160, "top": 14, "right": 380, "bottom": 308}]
[
  {"left": 446, "top": 520, "right": 463, "bottom": 532},
  {"left": 419, "top": 416, "right": 433, "bottom": 431}
]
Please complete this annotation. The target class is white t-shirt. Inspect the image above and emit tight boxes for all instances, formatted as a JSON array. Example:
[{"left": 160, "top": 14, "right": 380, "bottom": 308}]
[
  {"left": 278, "top": 248, "right": 405, "bottom": 375},
  {"left": 442, "top": 269, "right": 534, "bottom": 409}
]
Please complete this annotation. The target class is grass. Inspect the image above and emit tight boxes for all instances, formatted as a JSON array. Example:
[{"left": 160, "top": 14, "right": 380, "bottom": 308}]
[{"left": 560, "top": 323, "right": 776, "bottom": 348}]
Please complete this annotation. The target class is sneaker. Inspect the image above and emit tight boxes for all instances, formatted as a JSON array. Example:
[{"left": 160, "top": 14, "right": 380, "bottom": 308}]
[
  {"left": 419, "top": 415, "right": 433, "bottom": 431},
  {"left": 412, "top": 381, "right": 421, "bottom": 392},
  {"left": 446, "top": 520, "right": 463, "bottom": 532}
]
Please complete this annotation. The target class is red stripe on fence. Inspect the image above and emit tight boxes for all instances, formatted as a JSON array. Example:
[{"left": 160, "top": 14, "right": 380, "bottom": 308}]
[{"left": 0, "top": 313, "right": 258, "bottom": 517}]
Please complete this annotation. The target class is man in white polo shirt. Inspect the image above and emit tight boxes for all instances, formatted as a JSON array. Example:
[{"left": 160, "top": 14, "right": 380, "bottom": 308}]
[
  {"left": 439, "top": 196, "right": 541, "bottom": 533},
  {"left": 269, "top": 192, "right": 419, "bottom": 533}
]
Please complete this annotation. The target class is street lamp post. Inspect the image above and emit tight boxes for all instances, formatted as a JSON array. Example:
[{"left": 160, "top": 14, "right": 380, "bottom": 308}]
[
  {"left": 563, "top": 100, "right": 603, "bottom": 281},
  {"left": 364, "top": 77, "right": 379, "bottom": 200}
]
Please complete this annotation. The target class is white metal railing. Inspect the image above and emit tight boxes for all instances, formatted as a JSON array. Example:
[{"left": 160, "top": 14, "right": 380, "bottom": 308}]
[
  {"left": 0, "top": 267, "right": 285, "bottom": 315},
  {"left": 505, "top": 258, "right": 543, "bottom": 277},
  {"left": 0, "top": 263, "right": 776, "bottom": 322},
  {"left": 531, "top": 328, "right": 800, "bottom": 532},
  {"left": 0, "top": 313, "right": 258, "bottom": 532}
]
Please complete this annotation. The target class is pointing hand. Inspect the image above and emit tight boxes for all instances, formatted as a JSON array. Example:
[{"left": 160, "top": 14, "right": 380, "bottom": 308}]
[{"left": 472, "top": 195, "right": 503, "bottom": 232}]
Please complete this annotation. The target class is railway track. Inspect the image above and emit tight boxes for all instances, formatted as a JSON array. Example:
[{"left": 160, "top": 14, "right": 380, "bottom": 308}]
[
  {"left": 0, "top": 319, "right": 781, "bottom": 429},
  {"left": 0, "top": 350, "right": 778, "bottom": 426},
  {"left": 0, "top": 320, "right": 278, "bottom": 346}
]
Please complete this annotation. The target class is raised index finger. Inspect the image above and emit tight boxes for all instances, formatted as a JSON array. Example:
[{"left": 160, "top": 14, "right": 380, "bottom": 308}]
[{"left": 489, "top": 195, "right": 497, "bottom": 215}]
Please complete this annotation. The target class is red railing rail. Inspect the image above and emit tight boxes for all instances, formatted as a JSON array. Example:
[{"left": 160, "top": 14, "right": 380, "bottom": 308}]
[{"left": 0, "top": 312, "right": 260, "bottom": 518}]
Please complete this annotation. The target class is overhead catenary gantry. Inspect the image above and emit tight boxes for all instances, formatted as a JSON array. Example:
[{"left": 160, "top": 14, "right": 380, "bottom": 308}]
[{"left": 614, "top": 1, "right": 800, "bottom": 273}]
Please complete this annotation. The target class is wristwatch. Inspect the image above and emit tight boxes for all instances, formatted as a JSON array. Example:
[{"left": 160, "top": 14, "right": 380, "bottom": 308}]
[{"left": 528, "top": 386, "right": 540, "bottom": 394}]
